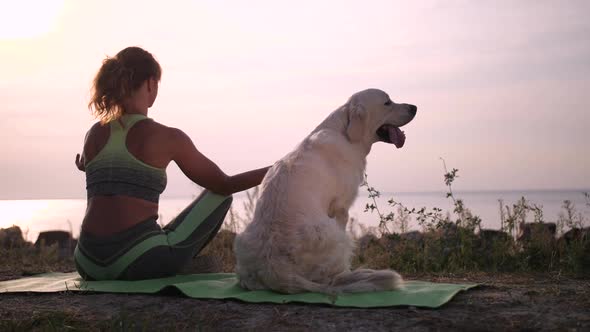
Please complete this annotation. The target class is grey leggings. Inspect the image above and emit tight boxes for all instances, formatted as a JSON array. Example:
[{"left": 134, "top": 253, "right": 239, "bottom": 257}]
[{"left": 74, "top": 191, "right": 232, "bottom": 280}]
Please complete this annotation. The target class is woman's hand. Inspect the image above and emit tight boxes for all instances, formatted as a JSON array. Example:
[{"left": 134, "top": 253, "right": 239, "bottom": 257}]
[{"left": 75, "top": 153, "right": 86, "bottom": 172}]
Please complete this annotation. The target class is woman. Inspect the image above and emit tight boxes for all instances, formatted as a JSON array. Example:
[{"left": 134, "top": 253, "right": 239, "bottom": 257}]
[{"left": 74, "top": 46, "right": 270, "bottom": 280}]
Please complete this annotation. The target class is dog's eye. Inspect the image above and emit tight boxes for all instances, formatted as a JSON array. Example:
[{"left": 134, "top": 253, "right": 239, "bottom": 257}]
[{"left": 384, "top": 100, "right": 392, "bottom": 106}]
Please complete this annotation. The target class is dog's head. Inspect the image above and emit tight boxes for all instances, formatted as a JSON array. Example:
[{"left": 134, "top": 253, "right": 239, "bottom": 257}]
[{"left": 345, "top": 89, "right": 417, "bottom": 148}]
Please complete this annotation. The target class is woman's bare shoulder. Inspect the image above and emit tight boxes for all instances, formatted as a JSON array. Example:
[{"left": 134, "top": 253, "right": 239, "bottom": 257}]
[
  {"left": 85, "top": 121, "right": 109, "bottom": 140},
  {"left": 146, "top": 120, "right": 189, "bottom": 140},
  {"left": 141, "top": 119, "right": 183, "bottom": 138}
]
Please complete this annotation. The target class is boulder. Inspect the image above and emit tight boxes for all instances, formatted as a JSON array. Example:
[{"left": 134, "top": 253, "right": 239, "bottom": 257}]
[
  {"left": 517, "top": 222, "right": 556, "bottom": 244},
  {"left": 559, "top": 227, "right": 590, "bottom": 246},
  {"left": 479, "top": 229, "right": 511, "bottom": 245},
  {"left": 0, "top": 226, "right": 28, "bottom": 249},
  {"left": 35, "top": 230, "right": 76, "bottom": 259}
]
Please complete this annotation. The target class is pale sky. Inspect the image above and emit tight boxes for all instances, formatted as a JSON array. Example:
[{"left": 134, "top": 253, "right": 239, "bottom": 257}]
[{"left": 1, "top": 0, "right": 589, "bottom": 200}]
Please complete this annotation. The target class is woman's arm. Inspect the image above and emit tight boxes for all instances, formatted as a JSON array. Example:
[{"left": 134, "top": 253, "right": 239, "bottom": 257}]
[
  {"left": 169, "top": 128, "right": 270, "bottom": 196},
  {"left": 74, "top": 128, "right": 94, "bottom": 172}
]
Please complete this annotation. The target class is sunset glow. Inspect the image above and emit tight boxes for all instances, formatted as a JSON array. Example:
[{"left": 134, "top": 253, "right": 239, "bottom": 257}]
[
  {"left": 0, "top": 200, "right": 50, "bottom": 237},
  {"left": 0, "top": 1, "right": 588, "bottom": 200},
  {"left": 0, "top": 0, "right": 64, "bottom": 39}
]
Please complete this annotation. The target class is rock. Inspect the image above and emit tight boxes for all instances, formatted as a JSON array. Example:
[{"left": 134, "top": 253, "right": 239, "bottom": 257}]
[
  {"left": 0, "top": 226, "right": 28, "bottom": 249},
  {"left": 517, "top": 222, "right": 556, "bottom": 244},
  {"left": 476, "top": 229, "right": 514, "bottom": 267},
  {"left": 357, "top": 233, "right": 380, "bottom": 252},
  {"left": 378, "top": 231, "right": 425, "bottom": 253},
  {"left": 35, "top": 230, "right": 76, "bottom": 259},
  {"left": 479, "top": 229, "right": 511, "bottom": 245},
  {"left": 559, "top": 227, "right": 590, "bottom": 246}
]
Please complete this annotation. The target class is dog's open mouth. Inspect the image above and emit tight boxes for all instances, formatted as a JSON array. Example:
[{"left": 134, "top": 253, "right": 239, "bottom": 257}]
[{"left": 376, "top": 124, "right": 406, "bottom": 148}]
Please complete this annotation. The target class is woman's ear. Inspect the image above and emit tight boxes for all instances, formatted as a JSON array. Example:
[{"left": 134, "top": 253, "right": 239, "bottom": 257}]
[
  {"left": 147, "top": 78, "right": 156, "bottom": 92},
  {"left": 346, "top": 102, "right": 368, "bottom": 143}
]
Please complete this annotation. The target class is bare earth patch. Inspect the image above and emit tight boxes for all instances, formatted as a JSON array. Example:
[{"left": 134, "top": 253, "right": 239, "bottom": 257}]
[{"left": 1, "top": 272, "right": 588, "bottom": 331}]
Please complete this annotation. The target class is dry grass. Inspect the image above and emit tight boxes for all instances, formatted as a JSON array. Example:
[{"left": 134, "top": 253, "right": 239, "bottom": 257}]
[{"left": 198, "top": 229, "right": 237, "bottom": 273}]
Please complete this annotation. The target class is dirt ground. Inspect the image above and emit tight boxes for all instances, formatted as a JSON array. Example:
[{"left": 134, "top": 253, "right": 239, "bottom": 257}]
[{"left": 1, "top": 272, "right": 589, "bottom": 331}]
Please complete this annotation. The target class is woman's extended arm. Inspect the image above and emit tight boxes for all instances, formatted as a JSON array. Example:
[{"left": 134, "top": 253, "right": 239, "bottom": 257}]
[{"left": 170, "top": 128, "right": 270, "bottom": 196}]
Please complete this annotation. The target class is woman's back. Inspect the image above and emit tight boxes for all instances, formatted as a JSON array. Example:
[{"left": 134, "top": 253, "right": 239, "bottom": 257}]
[{"left": 82, "top": 116, "right": 173, "bottom": 236}]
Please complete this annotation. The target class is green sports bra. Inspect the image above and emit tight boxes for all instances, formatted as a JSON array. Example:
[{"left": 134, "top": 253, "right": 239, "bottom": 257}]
[{"left": 85, "top": 114, "right": 167, "bottom": 203}]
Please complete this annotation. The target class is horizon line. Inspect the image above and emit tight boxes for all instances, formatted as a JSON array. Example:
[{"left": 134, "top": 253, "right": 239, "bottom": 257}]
[{"left": 2, "top": 187, "right": 589, "bottom": 201}]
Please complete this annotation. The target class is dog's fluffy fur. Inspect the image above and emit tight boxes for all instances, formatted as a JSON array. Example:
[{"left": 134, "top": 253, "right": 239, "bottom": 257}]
[{"left": 234, "top": 89, "right": 417, "bottom": 294}]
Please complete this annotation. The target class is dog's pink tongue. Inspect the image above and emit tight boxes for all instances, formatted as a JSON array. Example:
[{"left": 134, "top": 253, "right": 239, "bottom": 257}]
[{"left": 389, "top": 126, "right": 406, "bottom": 148}]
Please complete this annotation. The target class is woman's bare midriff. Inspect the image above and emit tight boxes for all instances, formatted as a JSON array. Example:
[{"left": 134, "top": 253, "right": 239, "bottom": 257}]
[{"left": 81, "top": 195, "right": 160, "bottom": 236}]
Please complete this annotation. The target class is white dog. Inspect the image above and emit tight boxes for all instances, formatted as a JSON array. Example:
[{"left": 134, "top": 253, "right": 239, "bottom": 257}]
[{"left": 234, "top": 89, "right": 417, "bottom": 294}]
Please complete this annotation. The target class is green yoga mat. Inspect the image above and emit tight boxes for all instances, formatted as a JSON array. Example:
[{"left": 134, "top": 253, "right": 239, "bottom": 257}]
[{"left": 0, "top": 273, "right": 476, "bottom": 308}]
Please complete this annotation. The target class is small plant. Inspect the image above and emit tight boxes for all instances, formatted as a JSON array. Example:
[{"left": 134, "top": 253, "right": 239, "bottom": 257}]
[
  {"left": 361, "top": 159, "right": 489, "bottom": 273},
  {"left": 363, "top": 158, "right": 482, "bottom": 234},
  {"left": 396, "top": 204, "right": 410, "bottom": 234},
  {"left": 557, "top": 200, "right": 585, "bottom": 235},
  {"left": 360, "top": 160, "right": 589, "bottom": 275},
  {"left": 499, "top": 196, "right": 545, "bottom": 239},
  {"left": 362, "top": 182, "right": 396, "bottom": 234},
  {"left": 556, "top": 196, "right": 590, "bottom": 276},
  {"left": 440, "top": 158, "right": 482, "bottom": 232}
]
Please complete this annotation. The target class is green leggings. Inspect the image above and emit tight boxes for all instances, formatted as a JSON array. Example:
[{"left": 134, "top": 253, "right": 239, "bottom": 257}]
[{"left": 74, "top": 191, "right": 232, "bottom": 281}]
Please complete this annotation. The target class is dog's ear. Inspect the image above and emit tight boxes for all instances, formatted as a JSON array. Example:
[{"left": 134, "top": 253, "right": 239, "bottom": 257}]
[{"left": 346, "top": 102, "right": 368, "bottom": 143}]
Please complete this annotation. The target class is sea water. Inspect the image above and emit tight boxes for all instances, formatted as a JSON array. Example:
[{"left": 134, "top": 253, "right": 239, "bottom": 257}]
[{"left": 1, "top": 190, "right": 588, "bottom": 242}]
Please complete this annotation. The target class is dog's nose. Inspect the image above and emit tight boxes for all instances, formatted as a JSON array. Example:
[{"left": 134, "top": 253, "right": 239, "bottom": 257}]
[{"left": 408, "top": 104, "right": 417, "bottom": 116}]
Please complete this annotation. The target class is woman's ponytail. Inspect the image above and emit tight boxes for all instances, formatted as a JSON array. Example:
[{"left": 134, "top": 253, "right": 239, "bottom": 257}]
[{"left": 88, "top": 47, "right": 161, "bottom": 123}]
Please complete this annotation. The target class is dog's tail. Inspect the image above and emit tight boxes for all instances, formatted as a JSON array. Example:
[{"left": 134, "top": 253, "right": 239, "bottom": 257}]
[
  {"left": 285, "top": 268, "right": 403, "bottom": 295},
  {"left": 328, "top": 268, "right": 403, "bottom": 293}
]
